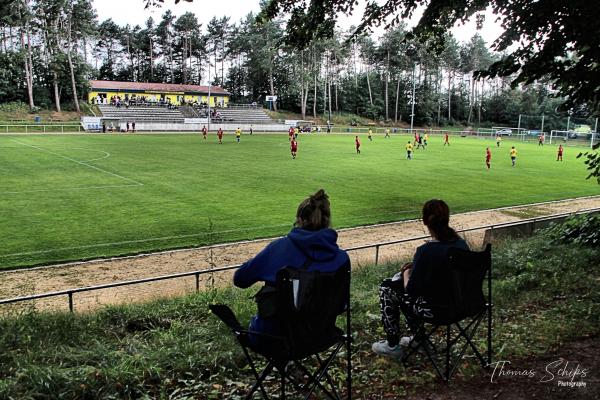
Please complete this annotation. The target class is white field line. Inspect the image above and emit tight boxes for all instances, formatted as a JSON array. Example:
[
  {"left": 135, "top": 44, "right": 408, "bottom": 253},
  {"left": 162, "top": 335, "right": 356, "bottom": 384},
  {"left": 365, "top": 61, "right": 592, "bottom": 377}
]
[
  {"left": 0, "top": 223, "right": 292, "bottom": 258},
  {"left": 1, "top": 195, "right": 599, "bottom": 269},
  {"left": 70, "top": 148, "right": 111, "bottom": 162},
  {"left": 0, "top": 184, "right": 140, "bottom": 195},
  {"left": 10, "top": 139, "right": 143, "bottom": 186}
]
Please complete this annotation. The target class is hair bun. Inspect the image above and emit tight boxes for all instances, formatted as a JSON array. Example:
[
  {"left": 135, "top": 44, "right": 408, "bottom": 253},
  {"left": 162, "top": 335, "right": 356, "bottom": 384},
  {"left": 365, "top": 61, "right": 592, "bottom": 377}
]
[{"left": 311, "top": 189, "right": 327, "bottom": 201}]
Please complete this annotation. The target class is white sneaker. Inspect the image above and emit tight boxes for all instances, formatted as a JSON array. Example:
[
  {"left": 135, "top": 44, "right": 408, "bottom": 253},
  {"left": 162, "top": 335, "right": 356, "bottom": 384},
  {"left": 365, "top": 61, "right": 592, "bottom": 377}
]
[
  {"left": 400, "top": 336, "right": 416, "bottom": 348},
  {"left": 372, "top": 340, "right": 403, "bottom": 358}
]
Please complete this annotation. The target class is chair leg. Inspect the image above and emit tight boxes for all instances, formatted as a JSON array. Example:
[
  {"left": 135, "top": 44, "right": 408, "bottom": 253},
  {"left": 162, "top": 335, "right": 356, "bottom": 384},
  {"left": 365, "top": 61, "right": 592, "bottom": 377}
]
[
  {"left": 241, "top": 344, "right": 272, "bottom": 400},
  {"left": 281, "top": 367, "right": 286, "bottom": 400},
  {"left": 445, "top": 325, "right": 451, "bottom": 382}
]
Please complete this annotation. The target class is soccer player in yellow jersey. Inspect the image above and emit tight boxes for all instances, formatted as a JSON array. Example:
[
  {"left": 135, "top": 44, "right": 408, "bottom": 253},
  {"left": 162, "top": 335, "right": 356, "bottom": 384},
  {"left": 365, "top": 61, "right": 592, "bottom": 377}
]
[
  {"left": 423, "top": 133, "right": 428, "bottom": 147},
  {"left": 496, "top": 135, "right": 502, "bottom": 147},
  {"left": 510, "top": 146, "right": 517, "bottom": 167},
  {"left": 236, "top": 127, "right": 241, "bottom": 143},
  {"left": 406, "top": 141, "right": 413, "bottom": 159},
  {"left": 384, "top": 128, "right": 390, "bottom": 138},
  {"left": 368, "top": 128, "right": 373, "bottom": 141}
]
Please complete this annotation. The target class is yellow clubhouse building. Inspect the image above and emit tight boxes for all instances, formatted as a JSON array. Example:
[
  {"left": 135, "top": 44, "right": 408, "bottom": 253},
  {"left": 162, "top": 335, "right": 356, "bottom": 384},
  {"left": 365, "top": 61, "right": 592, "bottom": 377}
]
[{"left": 88, "top": 80, "right": 230, "bottom": 107}]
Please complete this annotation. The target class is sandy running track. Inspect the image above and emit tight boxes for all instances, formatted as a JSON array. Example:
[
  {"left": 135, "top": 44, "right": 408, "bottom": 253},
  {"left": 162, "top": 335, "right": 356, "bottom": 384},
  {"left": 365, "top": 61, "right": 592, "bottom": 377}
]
[{"left": 1, "top": 196, "right": 599, "bottom": 312}]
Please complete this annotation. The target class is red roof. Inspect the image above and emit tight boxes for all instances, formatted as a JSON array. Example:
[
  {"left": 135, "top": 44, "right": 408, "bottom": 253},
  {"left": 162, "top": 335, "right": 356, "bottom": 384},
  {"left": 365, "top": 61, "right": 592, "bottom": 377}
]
[{"left": 89, "top": 80, "right": 230, "bottom": 95}]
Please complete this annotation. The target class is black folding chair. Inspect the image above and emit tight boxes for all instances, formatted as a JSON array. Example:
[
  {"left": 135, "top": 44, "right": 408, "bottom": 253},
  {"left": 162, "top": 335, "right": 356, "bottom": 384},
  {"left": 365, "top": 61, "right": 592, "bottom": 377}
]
[
  {"left": 400, "top": 244, "right": 492, "bottom": 381},
  {"left": 209, "top": 262, "right": 352, "bottom": 399}
]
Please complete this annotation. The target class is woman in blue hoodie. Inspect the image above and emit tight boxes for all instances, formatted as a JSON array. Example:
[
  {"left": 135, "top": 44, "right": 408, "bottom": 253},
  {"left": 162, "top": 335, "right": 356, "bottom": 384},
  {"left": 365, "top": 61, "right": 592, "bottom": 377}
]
[{"left": 233, "top": 189, "right": 350, "bottom": 346}]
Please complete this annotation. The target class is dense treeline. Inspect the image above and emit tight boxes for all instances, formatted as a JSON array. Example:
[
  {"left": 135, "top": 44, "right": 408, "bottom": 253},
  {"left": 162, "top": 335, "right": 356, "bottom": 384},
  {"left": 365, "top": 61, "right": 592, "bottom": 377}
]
[{"left": 0, "top": 0, "right": 592, "bottom": 129}]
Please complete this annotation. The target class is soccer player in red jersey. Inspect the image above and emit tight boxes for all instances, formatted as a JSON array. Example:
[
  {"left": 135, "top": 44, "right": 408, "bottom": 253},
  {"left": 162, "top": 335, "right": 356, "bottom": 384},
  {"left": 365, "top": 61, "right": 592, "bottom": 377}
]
[
  {"left": 290, "top": 138, "right": 298, "bottom": 159},
  {"left": 557, "top": 144, "right": 564, "bottom": 161},
  {"left": 202, "top": 125, "right": 207, "bottom": 140},
  {"left": 485, "top": 147, "right": 492, "bottom": 169},
  {"left": 288, "top": 126, "right": 295, "bottom": 141},
  {"left": 217, "top": 128, "right": 223, "bottom": 144},
  {"left": 355, "top": 136, "right": 361, "bottom": 154},
  {"left": 444, "top": 133, "right": 450, "bottom": 146}
]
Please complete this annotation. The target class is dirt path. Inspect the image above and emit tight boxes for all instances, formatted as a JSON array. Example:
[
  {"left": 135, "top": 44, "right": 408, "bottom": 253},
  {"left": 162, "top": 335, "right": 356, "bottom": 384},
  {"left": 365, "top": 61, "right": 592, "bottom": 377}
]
[{"left": 1, "top": 196, "right": 599, "bottom": 312}]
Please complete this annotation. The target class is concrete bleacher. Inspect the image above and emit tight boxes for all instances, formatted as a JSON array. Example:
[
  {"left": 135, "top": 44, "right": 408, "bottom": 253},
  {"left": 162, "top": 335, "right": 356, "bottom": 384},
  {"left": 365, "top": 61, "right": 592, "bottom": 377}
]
[
  {"left": 98, "top": 105, "right": 185, "bottom": 123},
  {"left": 204, "top": 106, "right": 274, "bottom": 124}
]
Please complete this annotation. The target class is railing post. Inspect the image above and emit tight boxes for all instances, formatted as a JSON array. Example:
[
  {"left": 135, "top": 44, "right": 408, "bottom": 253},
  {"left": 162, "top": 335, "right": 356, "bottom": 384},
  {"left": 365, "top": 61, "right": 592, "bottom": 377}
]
[
  {"left": 375, "top": 245, "right": 380, "bottom": 265},
  {"left": 68, "top": 292, "right": 74, "bottom": 312},
  {"left": 195, "top": 272, "right": 200, "bottom": 293}
]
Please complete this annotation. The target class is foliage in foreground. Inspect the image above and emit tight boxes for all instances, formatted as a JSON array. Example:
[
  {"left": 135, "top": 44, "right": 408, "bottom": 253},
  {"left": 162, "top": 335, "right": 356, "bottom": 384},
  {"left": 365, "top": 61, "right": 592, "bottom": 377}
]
[{"left": 0, "top": 223, "right": 599, "bottom": 399}]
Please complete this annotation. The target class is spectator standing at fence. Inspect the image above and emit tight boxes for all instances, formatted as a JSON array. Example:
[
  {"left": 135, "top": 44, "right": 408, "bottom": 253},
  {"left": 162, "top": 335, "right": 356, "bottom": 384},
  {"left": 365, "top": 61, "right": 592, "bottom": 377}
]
[
  {"left": 132, "top": 121, "right": 136, "bottom": 132},
  {"left": 250, "top": 124, "right": 253, "bottom": 135},
  {"left": 233, "top": 189, "right": 349, "bottom": 350},
  {"left": 126, "top": 122, "right": 130, "bottom": 133},
  {"left": 557, "top": 144, "right": 564, "bottom": 161},
  {"left": 372, "top": 199, "right": 469, "bottom": 357},
  {"left": 102, "top": 122, "right": 106, "bottom": 133}
]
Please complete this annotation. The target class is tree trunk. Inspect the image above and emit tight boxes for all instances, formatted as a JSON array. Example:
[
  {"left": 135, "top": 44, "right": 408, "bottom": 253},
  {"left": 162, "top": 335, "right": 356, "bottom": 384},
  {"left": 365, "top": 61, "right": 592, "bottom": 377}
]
[
  {"left": 269, "top": 62, "right": 277, "bottom": 111},
  {"left": 53, "top": 72, "right": 61, "bottom": 112},
  {"left": 313, "top": 69, "right": 317, "bottom": 118},
  {"left": 149, "top": 36, "right": 154, "bottom": 80},
  {"left": 447, "top": 70, "right": 453, "bottom": 121},
  {"left": 66, "top": 21, "right": 80, "bottom": 113},
  {"left": 300, "top": 50, "right": 306, "bottom": 119},
  {"left": 467, "top": 76, "right": 475, "bottom": 124},
  {"left": 366, "top": 66, "right": 373, "bottom": 106},
  {"left": 436, "top": 69, "right": 442, "bottom": 125},
  {"left": 385, "top": 51, "right": 389, "bottom": 121},
  {"left": 20, "top": 28, "right": 35, "bottom": 110}
]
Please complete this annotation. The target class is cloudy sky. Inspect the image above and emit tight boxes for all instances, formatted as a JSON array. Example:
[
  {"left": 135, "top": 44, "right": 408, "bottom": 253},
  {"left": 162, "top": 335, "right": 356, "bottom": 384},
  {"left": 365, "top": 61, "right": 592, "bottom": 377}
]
[{"left": 94, "top": 0, "right": 503, "bottom": 47}]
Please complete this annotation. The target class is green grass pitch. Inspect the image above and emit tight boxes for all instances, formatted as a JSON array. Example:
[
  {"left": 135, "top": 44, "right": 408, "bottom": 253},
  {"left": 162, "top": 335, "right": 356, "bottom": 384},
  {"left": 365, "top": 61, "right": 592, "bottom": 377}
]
[{"left": 0, "top": 132, "right": 597, "bottom": 270}]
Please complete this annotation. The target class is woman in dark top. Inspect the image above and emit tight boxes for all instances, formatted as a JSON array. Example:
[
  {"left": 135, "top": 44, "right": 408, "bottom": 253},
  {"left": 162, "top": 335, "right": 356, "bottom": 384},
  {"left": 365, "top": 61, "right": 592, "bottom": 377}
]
[
  {"left": 372, "top": 199, "right": 469, "bottom": 357},
  {"left": 234, "top": 189, "right": 349, "bottom": 348}
]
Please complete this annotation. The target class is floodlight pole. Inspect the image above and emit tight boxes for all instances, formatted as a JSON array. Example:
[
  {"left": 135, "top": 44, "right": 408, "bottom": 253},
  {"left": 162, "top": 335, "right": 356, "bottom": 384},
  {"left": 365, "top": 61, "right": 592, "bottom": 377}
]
[
  {"left": 540, "top": 114, "right": 545, "bottom": 134},
  {"left": 566, "top": 115, "right": 571, "bottom": 132},
  {"left": 207, "top": 61, "right": 211, "bottom": 131},
  {"left": 517, "top": 114, "right": 522, "bottom": 141}
]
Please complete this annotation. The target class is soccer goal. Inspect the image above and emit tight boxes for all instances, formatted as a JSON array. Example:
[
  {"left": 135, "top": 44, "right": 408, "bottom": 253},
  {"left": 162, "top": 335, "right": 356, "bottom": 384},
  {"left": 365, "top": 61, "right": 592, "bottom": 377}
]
[{"left": 549, "top": 130, "right": 592, "bottom": 146}]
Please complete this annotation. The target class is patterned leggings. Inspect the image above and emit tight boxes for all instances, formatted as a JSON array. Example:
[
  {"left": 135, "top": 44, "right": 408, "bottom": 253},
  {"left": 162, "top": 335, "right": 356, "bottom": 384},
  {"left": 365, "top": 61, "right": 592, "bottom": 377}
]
[{"left": 378, "top": 279, "right": 432, "bottom": 346}]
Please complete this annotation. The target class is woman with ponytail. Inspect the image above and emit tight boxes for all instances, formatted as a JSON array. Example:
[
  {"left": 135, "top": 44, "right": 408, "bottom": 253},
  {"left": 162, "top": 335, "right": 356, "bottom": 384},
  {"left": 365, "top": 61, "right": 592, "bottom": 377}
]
[
  {"left": 372, "top": 199, "right": 469, "bottom": 358},
  {"left": 234, "top": 189, "right": 349, "bottom": 347}
]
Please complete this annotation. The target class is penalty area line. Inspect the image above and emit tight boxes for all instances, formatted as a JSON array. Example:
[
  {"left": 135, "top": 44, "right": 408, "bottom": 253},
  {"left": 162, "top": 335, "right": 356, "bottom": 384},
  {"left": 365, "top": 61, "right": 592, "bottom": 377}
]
[{"left": 10, "top": 139, "right": 143, "bottom": 186}]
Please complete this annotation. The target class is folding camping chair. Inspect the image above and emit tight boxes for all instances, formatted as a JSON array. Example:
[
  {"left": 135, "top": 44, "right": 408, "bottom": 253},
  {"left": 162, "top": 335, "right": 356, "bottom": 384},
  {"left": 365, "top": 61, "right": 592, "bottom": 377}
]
[
  {"left": 400, "top": 244, "right": 493, "bottom": 381},
  {"left": 209, "top": 262, "right": 352, "bottom": 399}
]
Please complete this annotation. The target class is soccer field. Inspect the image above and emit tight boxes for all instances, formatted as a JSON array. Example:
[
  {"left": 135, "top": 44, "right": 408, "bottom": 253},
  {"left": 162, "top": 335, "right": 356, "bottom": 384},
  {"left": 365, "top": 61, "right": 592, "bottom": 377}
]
[{"left": 0, "top": 132, "right": 598, "bottom": 270}]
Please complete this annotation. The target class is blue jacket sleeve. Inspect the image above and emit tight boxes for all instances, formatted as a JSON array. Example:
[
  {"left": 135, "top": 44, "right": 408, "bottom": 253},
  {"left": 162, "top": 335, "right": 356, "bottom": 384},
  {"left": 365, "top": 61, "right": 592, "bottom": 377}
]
[{"left": 233, "top": 244, "right": 272, "bottom": 288}]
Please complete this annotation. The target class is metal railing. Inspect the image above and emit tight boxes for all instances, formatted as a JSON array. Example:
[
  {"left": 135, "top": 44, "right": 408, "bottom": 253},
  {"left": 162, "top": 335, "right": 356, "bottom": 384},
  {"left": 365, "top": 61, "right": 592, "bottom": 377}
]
[
  {"left": 1, "top": 207, "right": 598, "bottom": 312},
  {"left": 0, "top": 124, "right": 82, "bottom": 133}
]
